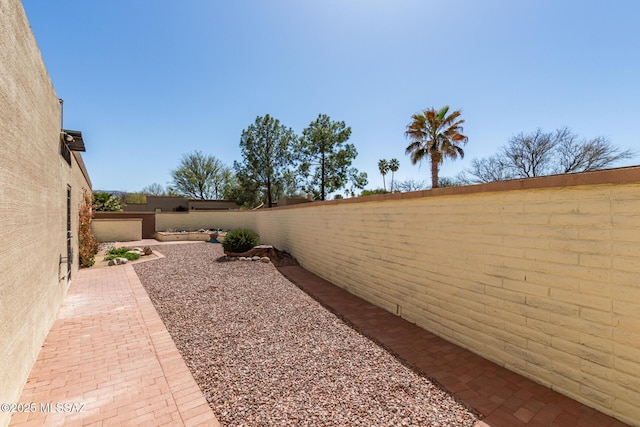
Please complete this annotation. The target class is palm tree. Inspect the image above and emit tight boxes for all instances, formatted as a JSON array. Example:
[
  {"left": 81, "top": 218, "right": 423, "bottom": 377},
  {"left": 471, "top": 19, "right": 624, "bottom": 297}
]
[
  {"left": 378, "top": 159, "right": 389, "bottom": 191},
  {"left": 405, "top": 105, "right": 468, "bottom": 188},
  {"left": 388, "top": 158, "right": 399, "bottom": 192}
]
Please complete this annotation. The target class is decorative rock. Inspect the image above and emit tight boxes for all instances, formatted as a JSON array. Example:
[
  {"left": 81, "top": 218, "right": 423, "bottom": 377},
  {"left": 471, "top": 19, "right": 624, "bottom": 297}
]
[
  {"left": 108, "top": 257, "right": 129, "bottom": 266},
  {"left": 251, "top": 256, "right": 261, "bottom": 261},
  {"left": 117, "top": 257, "right": 128, "bottom": 264},
  {"left": 260, "top": 257, "right": 270, "bottom": 263},
  {"left": 143, "top": 246, "right": 153, "bottom": 255}
]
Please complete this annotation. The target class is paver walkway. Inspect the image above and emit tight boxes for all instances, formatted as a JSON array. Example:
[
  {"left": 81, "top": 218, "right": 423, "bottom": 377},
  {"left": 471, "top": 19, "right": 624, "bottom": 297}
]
[
  {"left": 9, "top": 252, "right": 219, "bottom": 427},
  {"left": 278, "top": 265, "right": 631, "bottom": 427}
]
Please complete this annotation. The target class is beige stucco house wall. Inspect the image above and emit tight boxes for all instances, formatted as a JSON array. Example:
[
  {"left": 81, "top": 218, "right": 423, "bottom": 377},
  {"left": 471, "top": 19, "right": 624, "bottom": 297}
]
[{"left": 0, "top": 2, "right": 92, "bottom": 426}]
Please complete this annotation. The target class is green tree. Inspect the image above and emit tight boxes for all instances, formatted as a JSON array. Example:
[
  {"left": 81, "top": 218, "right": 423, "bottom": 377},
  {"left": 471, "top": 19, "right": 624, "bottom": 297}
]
[
  {"left": 405, "top": 105, "right": 468, "bottom": 188},
  {"left": 378, "top": 159, "right": 389, "bottom": 191},
  {"left": 298, "top": 114, "right": 365, "bottom": 200},
  {"left": 235, "top": 114, "right": 297, "bottom": 207},
  {"left": 169, "top": 151, "right": 230, "bottom": 199},
  {"left": 388, "top": 158, "right": 399, "bottom": 192},
  {"left": 93, "top": 192, "right": 122, "bottom": 211},
  {"left": 224, "top": 171, "right": 261, "bottom": 209}
]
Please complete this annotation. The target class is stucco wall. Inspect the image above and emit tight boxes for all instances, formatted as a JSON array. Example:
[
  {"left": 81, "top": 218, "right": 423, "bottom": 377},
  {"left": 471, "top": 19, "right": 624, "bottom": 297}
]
[
  {"left": 156, "top": 211, "right": 257, "bottom": 232},
  {"left": 158, "top": 167, "right": 640, "bottom": 425},
  {"left": 92, "top": 219, "right": 142, "bottom": 242},
  {"left": 0, "top": 2, "right": 91, "bottom": 426}
]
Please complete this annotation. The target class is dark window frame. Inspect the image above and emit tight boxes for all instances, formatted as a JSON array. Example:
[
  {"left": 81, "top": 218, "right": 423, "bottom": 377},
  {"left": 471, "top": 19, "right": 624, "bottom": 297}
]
[{"left": 60, "top": 138, "right": 72, "bottom": 166}]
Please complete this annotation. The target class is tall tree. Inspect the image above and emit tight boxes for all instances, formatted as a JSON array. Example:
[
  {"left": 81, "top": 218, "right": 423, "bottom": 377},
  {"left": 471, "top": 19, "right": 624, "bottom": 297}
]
[
  {"left": 405, "top": 105, "right": 468, "bottom": 188},
  {"left": 298, "top": 114, "right": 365, "bottom": 200},
  {"left": 378, "top": 159, "right": 389, "bottom": 191},
  {"left": 388, "top": 158, "right": 399, "bottom": 192},
  {"left": 169, "top": 151, "right": 230, "bottom": 199},
  {"left": 141, "top": 183, "right": 167, "bottom": 196},
  {"left": 235, "top": 114, "right": 297, "bottom": 207},
  {"left": 459, "top": 127, "right": 635, "bottom": 184}
]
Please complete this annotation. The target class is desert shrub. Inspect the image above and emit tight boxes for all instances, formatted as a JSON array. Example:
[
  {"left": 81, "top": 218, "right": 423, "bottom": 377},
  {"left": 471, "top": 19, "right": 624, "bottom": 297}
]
[
  {"left": 79, "top": 189, "right": 99, "bottom": 268},
  {"left": 104, "top": 247, "right": 141, "bottom": 261},
  {"left": 221, "top": 228, "right": 260, "bottom": 253}
]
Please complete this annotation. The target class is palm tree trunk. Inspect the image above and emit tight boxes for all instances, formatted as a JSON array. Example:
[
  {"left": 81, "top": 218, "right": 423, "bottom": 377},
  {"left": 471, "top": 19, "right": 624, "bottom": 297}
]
[{"left": 431, "top": 155, "right": 439, "bottom": 188}]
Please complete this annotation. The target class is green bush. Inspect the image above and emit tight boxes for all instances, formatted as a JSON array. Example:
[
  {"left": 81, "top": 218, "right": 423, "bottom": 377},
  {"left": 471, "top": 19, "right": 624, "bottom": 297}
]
[
  {"left": 104, "top": 247, "right": 141, "bottom": 261},
  {"left": 221, "top": 228, "right": 260, "bottom": 253}
]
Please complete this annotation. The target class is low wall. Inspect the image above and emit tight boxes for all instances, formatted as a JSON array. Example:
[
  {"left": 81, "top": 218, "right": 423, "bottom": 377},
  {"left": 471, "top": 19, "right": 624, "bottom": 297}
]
[
  {"left": 156, "top": 211, "right": 256, "bottom": 232},
  {"left": 92, "top": 218, "right": 142, "bottom": 242},
  {"left": 157, "top": 166, "right": 640, "bottom": 426},
  {"left": 155, "top": 232, "right": 212, "bottom": 242},
  {"left": 94, "top": 211, "right": 156, "bottom": 239}
]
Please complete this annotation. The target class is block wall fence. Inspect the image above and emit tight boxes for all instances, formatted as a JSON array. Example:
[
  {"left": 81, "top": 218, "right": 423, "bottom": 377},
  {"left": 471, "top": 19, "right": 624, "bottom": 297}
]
[
  {"left": 92, "top": 218, "right": 143, "bottom": 242},
  {"left": 157, "top": 167, "right": 640, "bottom": 425}
]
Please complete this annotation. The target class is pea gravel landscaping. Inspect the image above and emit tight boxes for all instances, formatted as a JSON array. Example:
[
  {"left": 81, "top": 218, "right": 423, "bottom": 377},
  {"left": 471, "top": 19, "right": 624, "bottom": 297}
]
[{"left": 134, "top": 243, "right": 478, "bottom": 426}]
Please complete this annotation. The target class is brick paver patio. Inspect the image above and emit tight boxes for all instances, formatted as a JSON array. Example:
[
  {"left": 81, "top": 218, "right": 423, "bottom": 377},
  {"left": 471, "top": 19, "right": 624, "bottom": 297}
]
[
  {"left": 278, "top": 265, "right": 631, "bottom": 427},
  {"left": 9, "top": 247, "right": 219, "bottom": 427}
]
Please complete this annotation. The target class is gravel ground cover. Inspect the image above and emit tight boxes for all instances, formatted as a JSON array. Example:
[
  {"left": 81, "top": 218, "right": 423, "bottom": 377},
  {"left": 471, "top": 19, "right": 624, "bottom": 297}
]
[{"left": 134, "top": 243, "right": 478, "bottom": 427}]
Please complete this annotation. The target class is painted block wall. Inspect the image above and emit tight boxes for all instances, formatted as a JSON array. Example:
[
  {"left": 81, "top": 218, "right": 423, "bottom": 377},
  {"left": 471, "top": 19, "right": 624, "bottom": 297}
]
[
  {"left": 158, "top": 168, "right": 640, "bottom": 426},
  {"left": 0, "top": 2, "right": 91, "bottom": 426},
  {"left": 92, "top": 219, "right": 142, "bottom": 242},
  {"left": 155, "top": 211, "right": 257, "bottom": 232}
]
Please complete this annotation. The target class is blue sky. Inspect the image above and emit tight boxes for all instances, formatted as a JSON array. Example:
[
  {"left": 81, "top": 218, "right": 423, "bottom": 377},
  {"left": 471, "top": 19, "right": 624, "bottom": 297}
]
[{"left": 22, "top": 0, "right": 640, "bottom": 193}]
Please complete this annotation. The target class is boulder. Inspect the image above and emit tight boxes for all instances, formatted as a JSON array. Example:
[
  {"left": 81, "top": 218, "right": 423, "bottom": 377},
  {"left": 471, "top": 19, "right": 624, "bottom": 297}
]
[{"left": 108, "top": 257, "right": 129, "bottom": 266}]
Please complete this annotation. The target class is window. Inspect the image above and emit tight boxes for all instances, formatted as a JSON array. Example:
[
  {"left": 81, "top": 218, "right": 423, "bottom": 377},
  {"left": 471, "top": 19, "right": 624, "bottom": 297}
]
[{"left": 60, "top": 138, "right": 71, "bottom": 166}]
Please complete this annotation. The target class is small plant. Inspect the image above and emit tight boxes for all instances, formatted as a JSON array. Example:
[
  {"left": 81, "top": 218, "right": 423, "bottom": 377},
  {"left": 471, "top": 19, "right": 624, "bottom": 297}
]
[
  {"left": 221, "top": 228, "right": 260, "bottom": 253},
  {"left": 104, "top": 247, "right": 141, "bottom": 261},
  {"left": 79, "top": 189, "right": 99, "bottom": 268}
]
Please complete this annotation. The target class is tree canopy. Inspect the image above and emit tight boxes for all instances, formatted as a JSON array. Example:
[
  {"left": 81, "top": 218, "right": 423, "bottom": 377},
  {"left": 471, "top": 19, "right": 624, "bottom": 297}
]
[
  {"left": 169, "top": 151, "right": 231, "bottom": 199},
  {"left": 378, "top": 159, "right": 389, "bottom": 191},
  {"left": 93, "top": 192, "right": 122, "bottom": 211},
  {"left": 405, "top": 105, "right": 468, "bottom": 188},
  {"left": 234, "top": 114, "right": 297, "bottom": 207},
  {"left": 141, "top": 183, "right": 168, "bottom": 196},
  {"left": 298, "top": 114, "right": 366, "bottom": 200},
  {"left": 459, "top": 127, "right": 634, "bottom": 184},
  {"left": 388, "top": 158, "right": 399, "bottom": 192}
]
